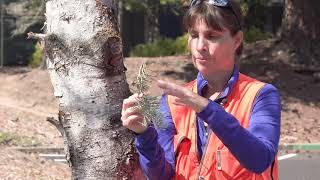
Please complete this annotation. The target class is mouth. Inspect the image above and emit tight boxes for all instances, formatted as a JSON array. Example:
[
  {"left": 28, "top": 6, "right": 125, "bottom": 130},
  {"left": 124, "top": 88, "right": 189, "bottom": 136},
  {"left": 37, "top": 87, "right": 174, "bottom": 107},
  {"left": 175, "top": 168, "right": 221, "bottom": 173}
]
[{"left": 195, "top": 57, "right": 208, "bottom": 62}]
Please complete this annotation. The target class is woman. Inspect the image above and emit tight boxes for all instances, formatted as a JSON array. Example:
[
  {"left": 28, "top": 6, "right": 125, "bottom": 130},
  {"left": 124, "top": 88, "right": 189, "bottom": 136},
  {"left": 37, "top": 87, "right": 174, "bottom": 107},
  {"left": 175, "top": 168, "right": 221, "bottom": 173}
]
[{"left": 121, "top": 0, "right": 281, "bottom": 179}]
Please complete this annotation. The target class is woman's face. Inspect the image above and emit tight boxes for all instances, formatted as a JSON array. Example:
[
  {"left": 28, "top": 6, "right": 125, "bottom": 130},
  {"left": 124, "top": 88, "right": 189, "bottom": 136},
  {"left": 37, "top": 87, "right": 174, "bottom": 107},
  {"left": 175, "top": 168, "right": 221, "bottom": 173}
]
[{"left": 188, "top": 18, "right": 242, "bottom": 78}]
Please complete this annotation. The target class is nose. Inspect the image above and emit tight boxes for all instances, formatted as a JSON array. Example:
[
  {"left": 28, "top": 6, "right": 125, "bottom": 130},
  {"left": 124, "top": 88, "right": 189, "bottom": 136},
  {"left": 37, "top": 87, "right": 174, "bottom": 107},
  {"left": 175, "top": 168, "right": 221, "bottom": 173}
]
[{"left": 196, "top": 37, "right": 207, "bottom": 52}]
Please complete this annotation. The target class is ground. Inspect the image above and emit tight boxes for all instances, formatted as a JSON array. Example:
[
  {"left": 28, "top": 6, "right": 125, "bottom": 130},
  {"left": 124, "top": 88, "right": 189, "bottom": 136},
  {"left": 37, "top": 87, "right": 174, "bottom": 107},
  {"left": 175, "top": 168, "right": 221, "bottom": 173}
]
[{"left": 0, "top": 39, "right": 319, "bottom": 179}]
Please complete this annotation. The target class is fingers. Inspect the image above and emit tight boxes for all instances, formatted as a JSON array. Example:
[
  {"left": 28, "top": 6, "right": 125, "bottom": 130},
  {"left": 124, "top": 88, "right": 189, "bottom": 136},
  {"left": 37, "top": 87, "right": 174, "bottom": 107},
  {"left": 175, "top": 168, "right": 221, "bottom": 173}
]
[
  {"left": 121, "top": 106, "right": 140, "bottom": 120},
  {"left": 122, "top": 94, "right": 139, "bottom": 114},
  {"left": 158, "top": 80, "right": 208, "bottom": 112},
  {"left": 121, "top": 94, "right": 143, "bottom": 125},
  {"left": 121, "top": 114, "right": 144, "bottom": 128},
  {"left": 121, "top": 94, "right": 148, "bottom": 134},
  {"left": 157, "top": 80, "right": 185, "bottom": 98},
  {"left": 171, "top": 97, "right": 187, "bottom": 106}
]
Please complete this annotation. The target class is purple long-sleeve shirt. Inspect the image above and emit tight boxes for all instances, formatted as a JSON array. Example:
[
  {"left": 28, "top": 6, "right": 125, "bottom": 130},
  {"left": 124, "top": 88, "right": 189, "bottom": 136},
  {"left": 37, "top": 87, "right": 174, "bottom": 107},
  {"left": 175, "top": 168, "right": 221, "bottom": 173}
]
[{"left": 135, "top": 67, "right": 281, "bottom": 180}]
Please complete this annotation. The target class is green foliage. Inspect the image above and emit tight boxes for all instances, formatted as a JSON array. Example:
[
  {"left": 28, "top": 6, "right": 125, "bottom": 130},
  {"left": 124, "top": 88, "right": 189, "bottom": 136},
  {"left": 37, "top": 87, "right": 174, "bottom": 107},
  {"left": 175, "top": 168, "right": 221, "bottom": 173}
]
[
  {"left": 0, "top": 132, "right": 13, "bottom": 145},
  {"left": 0, "top": 131, "right": 41, "bottom": 147},
  {"left": 244, "top": 26, "right": 273, "bottom": 43},
  {"left": 174, "top": 34, "right": 189, "bottom": 55},
  {"left": 130, "top": 34, "right": 188, "bottom": 57},
  {"left": 135, "top": 62, "right": 166, "bottom": 129},
  {"left": 123, "top": 0, "right": 149, "bottom": 13},
  {"left": 28, "top": 42, "right": 42, "bottom": 68},
  {"left": 123, "top": 0, "right": 187, "bottom": 21},
  {"left": 241, "top": 0, "right": 268, "bottom": 30},
  {"left": 240, "top": 2, "right": 249, "bottom": 16},
  {"left": 160, "top": 0, "right": 180, "bottom": 5},
  {"left": 25, "top": 0, "right": 43, "bottom": 11},
  {"left": 240, "top": 1, "right": 275, "bottom": 42},
  {"left": 124, "top": 0, "right": 185, "bottom": 12}
]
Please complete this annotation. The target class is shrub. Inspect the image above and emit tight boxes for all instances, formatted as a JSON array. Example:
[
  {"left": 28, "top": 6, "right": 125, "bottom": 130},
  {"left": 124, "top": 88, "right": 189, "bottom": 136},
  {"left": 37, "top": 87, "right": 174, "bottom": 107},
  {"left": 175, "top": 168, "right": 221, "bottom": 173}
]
[
  {"left": 130, "top": 34, "right": 189, "bottom": 57},
  {"left": 28, "top": 42, "right": 42, "bottom": 68},
  {"left": 244, "top": 26, "right": 273, "bottom": 43},
  {"left": 174, "top": 34, "right": 189, "bottom": 55}
]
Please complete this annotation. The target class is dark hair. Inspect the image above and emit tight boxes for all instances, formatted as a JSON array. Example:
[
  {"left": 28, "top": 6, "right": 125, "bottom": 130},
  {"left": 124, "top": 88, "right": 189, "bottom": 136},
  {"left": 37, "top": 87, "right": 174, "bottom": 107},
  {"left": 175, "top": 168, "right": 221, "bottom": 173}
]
[{"left": 183, "top": 0, "right": 244, "bottom": 58}]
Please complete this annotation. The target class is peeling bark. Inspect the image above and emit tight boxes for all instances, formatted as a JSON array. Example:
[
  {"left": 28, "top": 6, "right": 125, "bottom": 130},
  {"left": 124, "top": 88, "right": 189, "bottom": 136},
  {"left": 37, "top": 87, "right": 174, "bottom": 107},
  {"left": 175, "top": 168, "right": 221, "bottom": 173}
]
[{"left": 44, "top": 0, "right": 144, "bottom": 179}]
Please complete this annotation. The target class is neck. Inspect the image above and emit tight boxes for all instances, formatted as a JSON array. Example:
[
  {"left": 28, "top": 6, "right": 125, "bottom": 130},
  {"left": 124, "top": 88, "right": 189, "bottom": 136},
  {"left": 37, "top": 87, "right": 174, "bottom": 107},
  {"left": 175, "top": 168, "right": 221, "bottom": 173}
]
[{"left": 202, "top": 69, "right": 233, "bottom": 98}]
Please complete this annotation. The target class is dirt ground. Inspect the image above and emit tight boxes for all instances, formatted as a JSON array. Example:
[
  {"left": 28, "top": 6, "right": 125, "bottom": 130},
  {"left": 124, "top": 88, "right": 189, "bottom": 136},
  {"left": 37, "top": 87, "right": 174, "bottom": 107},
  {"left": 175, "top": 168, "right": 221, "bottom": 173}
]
[{"left": 0, "top": 39, "right": 319, "bottom": 179}]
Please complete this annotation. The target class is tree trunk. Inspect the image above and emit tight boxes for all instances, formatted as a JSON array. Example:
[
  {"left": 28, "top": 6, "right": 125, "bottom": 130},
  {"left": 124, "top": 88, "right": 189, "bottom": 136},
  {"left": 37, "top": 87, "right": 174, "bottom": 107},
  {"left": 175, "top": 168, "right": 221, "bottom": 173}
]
[
  {"left": 44, "top": 0, "right": 143, "bottom": 179},
  {"left": 145, "top": 14, "right": 160, "bottom": 43},
  {"left": 281, "top": 0, "right": 320, "bottom": 66},
  {"left": 118, "top": 0, "right": 123, "bottom": 35},
  {"left": 144, "top": 0, "right": 160, "bottom": 43}
]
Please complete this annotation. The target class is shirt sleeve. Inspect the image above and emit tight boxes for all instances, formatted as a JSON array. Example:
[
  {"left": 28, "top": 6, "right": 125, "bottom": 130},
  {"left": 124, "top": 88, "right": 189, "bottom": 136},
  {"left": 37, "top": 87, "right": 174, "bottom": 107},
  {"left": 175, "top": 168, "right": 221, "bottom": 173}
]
[
  {"left": 197, "top": 84, "right": 281, "bottom": 173},
  {"left": 135, "top": 95, "right": 176, "bottom": 179}
]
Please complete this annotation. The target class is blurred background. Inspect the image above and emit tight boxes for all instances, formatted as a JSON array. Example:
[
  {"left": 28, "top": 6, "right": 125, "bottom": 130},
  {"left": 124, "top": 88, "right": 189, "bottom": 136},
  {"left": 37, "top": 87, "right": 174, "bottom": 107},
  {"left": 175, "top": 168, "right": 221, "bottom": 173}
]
[
  {"left": 0, "top": 0, "right": 319, "bottom": 179},
  {"left": 0, "top": 0, "right": 286, "bottom": 65}
]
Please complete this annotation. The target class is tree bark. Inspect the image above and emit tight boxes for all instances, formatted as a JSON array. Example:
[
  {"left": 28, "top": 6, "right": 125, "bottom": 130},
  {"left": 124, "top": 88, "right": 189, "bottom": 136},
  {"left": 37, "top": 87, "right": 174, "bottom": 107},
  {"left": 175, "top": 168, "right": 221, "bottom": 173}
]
[
  {"left": 44, "top": 0, "right": 143, "bottom": 179},
  {"left": 281, "top": 0, "right": 320, "bottom": 66}
]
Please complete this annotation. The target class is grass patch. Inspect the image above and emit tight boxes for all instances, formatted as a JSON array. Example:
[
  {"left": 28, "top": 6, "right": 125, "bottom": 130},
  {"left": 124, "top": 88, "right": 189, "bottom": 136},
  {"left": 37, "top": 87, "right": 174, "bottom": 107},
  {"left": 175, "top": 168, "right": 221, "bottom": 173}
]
[
  {"left": 0, "top": 132, "right": 14, "bottom": 145},
  {"left": 0, "top": 131, "right": 41, "bottom": 147}
]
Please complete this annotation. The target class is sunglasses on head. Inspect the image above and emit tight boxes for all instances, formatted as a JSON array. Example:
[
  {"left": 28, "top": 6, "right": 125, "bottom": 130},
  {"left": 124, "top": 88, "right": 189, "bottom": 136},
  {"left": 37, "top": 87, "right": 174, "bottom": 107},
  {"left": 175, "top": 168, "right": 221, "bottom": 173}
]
[{"left": 190, "top": 0, "right": 242, "bottom": 30}]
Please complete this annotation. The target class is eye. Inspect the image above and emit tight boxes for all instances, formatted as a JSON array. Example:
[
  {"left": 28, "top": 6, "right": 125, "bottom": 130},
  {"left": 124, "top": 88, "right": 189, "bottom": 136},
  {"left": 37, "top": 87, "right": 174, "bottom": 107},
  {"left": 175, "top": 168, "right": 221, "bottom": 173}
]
[
  {"left": 189, "top": 32, "right": 198, "bottom": 39},
  {"left": 207, "top": 34, "right": 220, "bottom": 40}
]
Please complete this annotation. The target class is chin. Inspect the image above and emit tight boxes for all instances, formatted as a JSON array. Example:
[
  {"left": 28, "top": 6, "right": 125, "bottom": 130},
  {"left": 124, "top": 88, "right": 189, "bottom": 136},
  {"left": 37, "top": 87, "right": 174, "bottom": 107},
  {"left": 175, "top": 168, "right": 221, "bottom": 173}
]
[{"left": 196, "top": 66, "right": 212, "bottom": 76}]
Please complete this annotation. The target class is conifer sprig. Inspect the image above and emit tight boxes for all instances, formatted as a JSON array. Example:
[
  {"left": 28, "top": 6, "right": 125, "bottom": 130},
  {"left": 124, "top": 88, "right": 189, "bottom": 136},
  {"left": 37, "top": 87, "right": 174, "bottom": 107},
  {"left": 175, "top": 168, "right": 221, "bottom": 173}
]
[{"left": 135, "top": 62, "right": 167, "bottom": 129}]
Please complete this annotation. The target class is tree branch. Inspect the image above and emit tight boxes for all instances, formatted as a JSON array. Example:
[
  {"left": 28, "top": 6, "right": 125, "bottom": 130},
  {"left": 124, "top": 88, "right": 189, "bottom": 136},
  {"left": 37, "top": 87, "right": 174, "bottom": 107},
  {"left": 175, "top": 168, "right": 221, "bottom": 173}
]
[
  {"left": 47, "top": 116, "right": 72, "bottom": 167},
  {"left": 27, "top": 32, "right": 47, "bottom": 49},
  {"left": 27, "top": 32, "right": 47, "bottom": 41},
  {"left": 46, "top": 116, "right": 64, "bottom": 136}
]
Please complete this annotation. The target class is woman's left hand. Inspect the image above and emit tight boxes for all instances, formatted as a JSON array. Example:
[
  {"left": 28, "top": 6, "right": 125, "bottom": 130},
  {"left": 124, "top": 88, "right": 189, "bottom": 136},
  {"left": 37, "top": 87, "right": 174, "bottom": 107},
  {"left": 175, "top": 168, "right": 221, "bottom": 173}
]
[{"left": 157, "top": 80, "right": 209, "bottom": 113}]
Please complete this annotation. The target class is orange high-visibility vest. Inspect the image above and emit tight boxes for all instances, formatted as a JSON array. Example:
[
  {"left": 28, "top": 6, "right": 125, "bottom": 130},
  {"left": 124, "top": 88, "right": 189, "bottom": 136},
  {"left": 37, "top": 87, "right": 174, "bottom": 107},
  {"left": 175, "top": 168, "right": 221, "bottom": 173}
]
[{"left": 167, "top": 73, "right": 278, "bottom": 180}]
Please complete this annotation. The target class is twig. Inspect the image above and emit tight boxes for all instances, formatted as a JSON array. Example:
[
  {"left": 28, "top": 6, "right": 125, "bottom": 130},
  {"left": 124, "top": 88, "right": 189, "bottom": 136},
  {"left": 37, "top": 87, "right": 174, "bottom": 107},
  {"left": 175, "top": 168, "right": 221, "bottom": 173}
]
[
  {"left": 47, "top": 115, "right": 72, "bottom": 167},
  {"left": 27, "top": 32, "right": 46, "bottom": 41},
  {"left": 46, "top": 117, "right": 64, "bottom": 136},
  {"left": 27, "top": 32, "right": 46, "bottom": 49}
]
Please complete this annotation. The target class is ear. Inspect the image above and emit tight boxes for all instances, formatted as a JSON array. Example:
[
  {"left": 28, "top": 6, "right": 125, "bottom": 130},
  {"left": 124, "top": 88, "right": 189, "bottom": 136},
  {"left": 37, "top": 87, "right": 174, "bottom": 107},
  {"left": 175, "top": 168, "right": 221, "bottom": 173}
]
[{"left": 233, "top": 31, "right": 243, "bottom": 51}]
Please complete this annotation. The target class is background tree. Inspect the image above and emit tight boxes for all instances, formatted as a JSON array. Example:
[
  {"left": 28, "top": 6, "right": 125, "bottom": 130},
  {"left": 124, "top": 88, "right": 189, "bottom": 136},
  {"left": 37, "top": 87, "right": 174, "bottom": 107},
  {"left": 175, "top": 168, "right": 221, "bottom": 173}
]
[
  {"left": 240, "top": 0, "right": 267, "bottom": 30},
  {"left": 281, "top": 0, "right": 320, "bottom": 66},
  {"left": 122, "top": 0, "right": 188, "bottom": 42},
  {"left": 31, "top": 0, "right": 144, "bottom": 179}
]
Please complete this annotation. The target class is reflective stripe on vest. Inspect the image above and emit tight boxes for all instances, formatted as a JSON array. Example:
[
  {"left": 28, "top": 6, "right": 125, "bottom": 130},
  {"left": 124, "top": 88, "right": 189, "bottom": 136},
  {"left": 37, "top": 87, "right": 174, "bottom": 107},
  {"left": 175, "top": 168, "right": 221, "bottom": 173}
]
[{"left": 167, "top": 73, "right": 278, "bottom": 180}]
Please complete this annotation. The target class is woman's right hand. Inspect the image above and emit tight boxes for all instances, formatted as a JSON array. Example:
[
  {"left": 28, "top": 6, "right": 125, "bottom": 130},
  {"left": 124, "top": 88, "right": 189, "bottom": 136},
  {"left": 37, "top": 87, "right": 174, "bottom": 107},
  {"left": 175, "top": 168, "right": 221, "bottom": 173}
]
[{"left": 121, "top": 93, "right": 148, "bottom": 134}]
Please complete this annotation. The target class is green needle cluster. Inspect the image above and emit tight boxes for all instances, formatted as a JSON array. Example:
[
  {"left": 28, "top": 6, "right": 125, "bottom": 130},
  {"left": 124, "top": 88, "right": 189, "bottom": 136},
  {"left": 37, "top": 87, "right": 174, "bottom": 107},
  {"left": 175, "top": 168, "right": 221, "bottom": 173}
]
[{"left": 135, "top": 62, "right": 167, "bottom": 129}]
